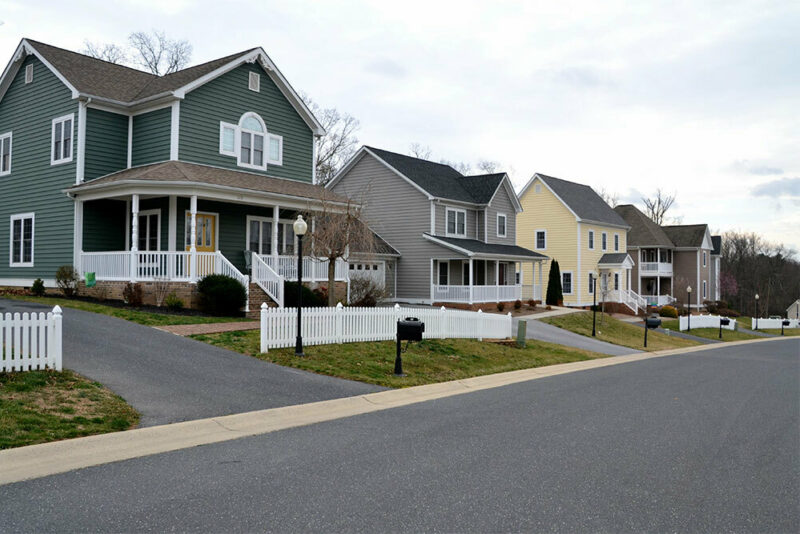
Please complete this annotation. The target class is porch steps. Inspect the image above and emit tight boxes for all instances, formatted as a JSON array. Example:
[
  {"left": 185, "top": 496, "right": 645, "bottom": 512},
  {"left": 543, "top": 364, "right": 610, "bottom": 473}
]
[{"left": 247, "top": 283, "right": 278, "bottom": 319}]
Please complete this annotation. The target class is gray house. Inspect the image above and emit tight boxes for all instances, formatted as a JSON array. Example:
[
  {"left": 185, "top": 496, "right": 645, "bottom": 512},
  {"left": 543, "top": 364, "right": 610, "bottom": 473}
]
[
  {"left": 662, "top": 224, "right": 714, "bottom": 308},
  {"left": 328, "top": 147, "right": 547, "bottom": 306}
]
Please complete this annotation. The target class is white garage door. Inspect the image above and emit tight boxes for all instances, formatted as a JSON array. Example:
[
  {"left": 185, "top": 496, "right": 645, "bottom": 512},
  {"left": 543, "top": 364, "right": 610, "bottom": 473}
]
[{"left": 349, "top": 261, "right": 385, "bottom": 287}]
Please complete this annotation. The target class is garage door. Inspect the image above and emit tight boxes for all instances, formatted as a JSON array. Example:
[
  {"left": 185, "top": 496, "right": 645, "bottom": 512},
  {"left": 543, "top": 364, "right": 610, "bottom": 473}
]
[{"left": 349, "top": 261, "right": 385, "bottom": 287}]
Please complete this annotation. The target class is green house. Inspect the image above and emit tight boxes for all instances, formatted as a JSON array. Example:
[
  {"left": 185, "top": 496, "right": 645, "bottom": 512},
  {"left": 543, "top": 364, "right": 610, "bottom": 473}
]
[{"left": 0, "top": 39, "right": 394, "bottom": 311}]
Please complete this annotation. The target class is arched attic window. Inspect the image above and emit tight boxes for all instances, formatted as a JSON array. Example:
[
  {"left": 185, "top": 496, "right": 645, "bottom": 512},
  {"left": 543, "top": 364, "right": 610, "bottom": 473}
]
[{"left": 219, "top": 112, "right": 284, "bottom": 170}]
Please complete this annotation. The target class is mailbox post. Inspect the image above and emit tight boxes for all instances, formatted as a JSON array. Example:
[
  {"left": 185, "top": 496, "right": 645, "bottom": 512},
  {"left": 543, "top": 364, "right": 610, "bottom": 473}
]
[
  {"left": 396, "top": 317, "right": 424, "bottom": 376},
  {"left": 644, "top": 316, "right": 661, "bottom": 347},
  {"left": 719, "top": 317, "right": 730, "bottom": 339},
  {"left": 782, "top": 319, "right": 790, "bottom": 336}
]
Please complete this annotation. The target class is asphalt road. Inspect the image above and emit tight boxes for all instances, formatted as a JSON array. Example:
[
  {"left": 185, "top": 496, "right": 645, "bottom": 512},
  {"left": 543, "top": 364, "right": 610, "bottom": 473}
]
[
  {"left": 514, "top": 316, "right": 639, "bottom": 355},
  {"left": 0, "top": 299, "right": 382, "bottom": 427},
  {"left": 4, "top": 338, "right": 797, "bottom": 532}
]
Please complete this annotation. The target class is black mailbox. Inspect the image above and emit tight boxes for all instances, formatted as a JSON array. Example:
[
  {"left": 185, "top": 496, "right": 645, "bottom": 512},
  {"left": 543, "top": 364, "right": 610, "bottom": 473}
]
[
  {"left": 720, "top": 318, "right": 731, "bottom": 326},
  {"left": 645, "top": 317, "right": 662, "bottom": 329},
  {"left": 783, "top": 320, "right": 791, "bottom": 327},
  {"left": 398, "top": 317, "right": 425, "bottom": 341}
]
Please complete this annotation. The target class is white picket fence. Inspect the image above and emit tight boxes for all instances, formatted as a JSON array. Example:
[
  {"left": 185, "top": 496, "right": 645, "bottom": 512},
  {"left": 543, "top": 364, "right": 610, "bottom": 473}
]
[
  {"left": 1, "top": 306, "right": 63, "bottom": 372},
  {"left": 751, "top": 318, "right": 800, "bottom": 329},
  {"left": 679, "top": 314, "right": 737, "bottom": 331},
  {"left": 260, "top": 303, "right": 512, "bottom": 352}
]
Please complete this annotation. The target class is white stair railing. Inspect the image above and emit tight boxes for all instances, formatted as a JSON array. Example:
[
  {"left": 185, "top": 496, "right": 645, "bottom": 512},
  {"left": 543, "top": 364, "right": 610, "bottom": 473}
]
[{"left": 252, "top": 253, "right": 284, "bottom": 307}]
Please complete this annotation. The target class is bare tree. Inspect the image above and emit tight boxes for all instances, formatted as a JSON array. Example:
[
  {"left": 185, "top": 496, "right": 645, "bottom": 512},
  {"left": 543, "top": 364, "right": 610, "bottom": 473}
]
[
  {"left": 128, "top": 30, "right": 192, "bottom": 75},
  {"left": 409, "top": 143, "right": 432, "bottom": 159},
  {"left": 440, "top": 159, "right": 472, "bottom": 175},
  {"left": 309, "top": 193, "right": 376, "bottom": 306},
  {"left": 641, "top": 189, "right": 676, "bottom": 225},
  {"left": 82, "top": 41, "right": 128, "bottom": 64},
  {"left": 476, "top": 160, "right": 501, "bottom": 173},
  {"left": 597, "top": 187, "right": 620, "bottom": 208},
  {"left": 302, "top": 94, "right": 360, "bottom": 186}
]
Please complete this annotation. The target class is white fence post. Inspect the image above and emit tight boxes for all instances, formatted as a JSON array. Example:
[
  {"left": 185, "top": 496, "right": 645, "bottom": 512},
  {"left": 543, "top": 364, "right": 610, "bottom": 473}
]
[
  {"left": 440, "top": 306, "right": 446, "bottom": 339},
  {"left": 336, "top": 302, "right": 344, "bottom": 343},
  {"left": 477, "top": 309, "right": 483, "bottom": 341},
  {"left": 260, "top": 303, "right": 268, "bottom": 353},
  {"left": 52, "top": 306, "right": 62, "bottom": 371}
]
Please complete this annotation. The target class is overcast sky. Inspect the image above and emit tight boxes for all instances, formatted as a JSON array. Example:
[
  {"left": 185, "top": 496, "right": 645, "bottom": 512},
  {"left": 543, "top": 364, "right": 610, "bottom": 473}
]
[{"left": 1, "top": 0, "right": 798, "bottom": 251}]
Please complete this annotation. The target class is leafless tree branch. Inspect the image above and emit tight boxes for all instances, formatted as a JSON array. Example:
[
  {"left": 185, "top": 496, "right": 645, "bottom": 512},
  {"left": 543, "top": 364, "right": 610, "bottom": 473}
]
[{"left": 641, "top": 189, "right": 676, "bottom": 225}]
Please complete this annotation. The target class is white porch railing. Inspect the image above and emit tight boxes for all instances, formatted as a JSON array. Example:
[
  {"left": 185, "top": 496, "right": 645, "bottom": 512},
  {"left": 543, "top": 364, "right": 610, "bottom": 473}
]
[
  {"left": 640, "top": 262, "right": 673, "bottom": 276},
  {"left": 1, "top": 306, "right": 62, "bottom": 372},
  {"left": 261, "top": 255, "right": 348, "bottom": 283},
  {"left": 260, "top": 303, "right": 512, "bottom": 352},
  {"left": 432, "top": 284, "right": 522, "bottom": 303},
  {"left": 252, "top": 253, "right": 284, "bottom": 308}
]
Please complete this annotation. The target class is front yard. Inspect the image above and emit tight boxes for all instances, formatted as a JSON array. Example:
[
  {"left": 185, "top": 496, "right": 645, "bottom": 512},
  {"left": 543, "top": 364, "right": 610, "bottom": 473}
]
[
  {"left": 658, "top": 319, "right": 762, "bottom": 341},
  {"left": 540, "top": 313, "right": 700, "bottom": 351},
  {"left": 0, "top": 370, "right": 139, "bottom": 449},
  {"left": 190, "top": 330, "right": 609, "bottom": 388}
]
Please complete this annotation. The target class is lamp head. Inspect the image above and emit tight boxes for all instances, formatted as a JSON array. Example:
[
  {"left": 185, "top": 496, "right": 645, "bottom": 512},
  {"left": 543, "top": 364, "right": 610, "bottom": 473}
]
[
  {"left": 293, "top": 214, "right": 308, "bottom": 236},
  {"left": 755, "top": 293, "right": 759, "bottom": 300},
  {"left": 687, "top": 286, "right": 692, "bottom": 294}
]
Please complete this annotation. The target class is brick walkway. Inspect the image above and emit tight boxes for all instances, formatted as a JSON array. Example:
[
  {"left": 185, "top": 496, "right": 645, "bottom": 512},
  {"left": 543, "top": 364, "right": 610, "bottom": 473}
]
[{"left": 156, "top": 321, "right": 260, "bottom": 336}]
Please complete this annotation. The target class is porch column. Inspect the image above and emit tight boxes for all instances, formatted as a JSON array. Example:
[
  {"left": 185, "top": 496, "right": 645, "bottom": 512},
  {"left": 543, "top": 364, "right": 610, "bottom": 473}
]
[
  {"left": 627, "top": 268, "right": 631, "bottom": 292},
  {"left": 168, "top": 196, "right": 177, "bottom": 251},
  {"left": 72, "top": 199, "right": 83, "bottom": 272},
  {"left": 272, "top": 205, "right": 279, "bottom": 259},
  {"left": 468, "top": 259, "right": 473, "bottom": 305},
  {"left": 189, "top": 195, "right": 198, "bottom": 282},
  {"left": 130, "top": 194, "right": 139, "bottom": 283},
  {"left": 495, "top": 260, "right": 499, "bottom": 302},
  {"left": 657, "top": 276, "right": 661, "bottom": 300},
  {"left": 538, "top": 261, "right": 543, "bottom": 303}
]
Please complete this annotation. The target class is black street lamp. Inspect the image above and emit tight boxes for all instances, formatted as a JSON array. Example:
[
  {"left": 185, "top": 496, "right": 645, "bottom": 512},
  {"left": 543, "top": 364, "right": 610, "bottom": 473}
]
[
  {"left": 294, "top": 214, "right": 308, "bottom": 357},
  {"left": 591, "top": 275, "right": 597, "bottom": 337},
  {"left": 687, "top": 285, "right": 692, "bottom": 332},
  {"left": 754, "top": 293, "right": 759, "bottom": 330}
]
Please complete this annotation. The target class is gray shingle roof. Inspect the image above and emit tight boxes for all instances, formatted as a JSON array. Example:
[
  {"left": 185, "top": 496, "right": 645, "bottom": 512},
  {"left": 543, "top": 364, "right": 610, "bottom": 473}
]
[
  {"left": 711, "top": 235, "right": 722, "bottom": 255},
  {"left": 68, "top": 161, "right": 347, "bottom": 202},
  {"left": 365, "top": 147, "right": 506, "bottom": 204},
  {"left": 424, "top": 234, "right": 547, "bottom": 259},
  {"left": 536, "top": 174, "right": 629, "bottom": 228},
  {"left": 26, "top": 39, "right": 256, "bottom": 103},
  {"left": 662, "top": 224, "right": 709, "bottom": 248},
  {"left": 614, "top": 204, "right": 674, "bottom": 247},
  {"left": 598, "top": 253, "right": 631, "bottom": 265}
]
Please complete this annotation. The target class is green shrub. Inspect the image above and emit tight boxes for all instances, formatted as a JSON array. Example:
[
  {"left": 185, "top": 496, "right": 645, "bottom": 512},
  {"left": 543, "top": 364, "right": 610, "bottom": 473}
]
[
  {"left": 123, "top": 283, "right": 144, "bottom": 307},
  {"left": 30, "top": 278, "right": 46, "bottom": 297},
  {"left": 718, "top": 307, "right": 740, "bottom": 317},
  {"left": 283, "top": 281, "right": 326, "bottom": 308},
  {"left": 164, "top": 292, "right": 184, "bottom": 311},
  {"left": 660, "top": 305, "right": 678, "bottom": 318},
  {"left": 514, "top": 299, "right": 522, "bottom": 310},
  {"left": 55, "top": 265, "right": 80, "bottom": 297},
  {"left": 545, "top": 260, "right": 563, "bottom": 305},
  {"left": 197, "top": 275, "right": 246, "bottom": 316}
]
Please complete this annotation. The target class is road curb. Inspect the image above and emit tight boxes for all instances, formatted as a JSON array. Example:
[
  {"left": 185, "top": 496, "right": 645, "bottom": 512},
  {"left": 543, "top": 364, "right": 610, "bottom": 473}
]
[{"left": 0, "top": 336, "right": 792, "bottom": 486}]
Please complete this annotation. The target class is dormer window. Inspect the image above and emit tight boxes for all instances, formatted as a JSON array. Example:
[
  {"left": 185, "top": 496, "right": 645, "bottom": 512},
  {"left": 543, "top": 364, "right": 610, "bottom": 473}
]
[{"left": 220, "top": 112, "right": 283, "bottom": 170}]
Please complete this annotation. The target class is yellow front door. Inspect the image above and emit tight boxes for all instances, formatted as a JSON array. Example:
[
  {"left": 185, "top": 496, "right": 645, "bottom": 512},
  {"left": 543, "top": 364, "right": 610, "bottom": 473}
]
[{"left": 186, "top": 214, "right": 216, "bottom": 277}]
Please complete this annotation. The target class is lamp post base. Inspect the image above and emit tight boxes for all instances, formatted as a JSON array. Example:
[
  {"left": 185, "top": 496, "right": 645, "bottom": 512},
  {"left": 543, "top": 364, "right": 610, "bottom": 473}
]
[{"left": 295, "top": 336, "right": 304, "bottom": 357}]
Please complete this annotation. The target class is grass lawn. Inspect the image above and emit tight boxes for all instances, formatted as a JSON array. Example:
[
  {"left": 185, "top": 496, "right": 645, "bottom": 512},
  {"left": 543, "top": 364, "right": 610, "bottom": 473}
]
[
  {"left": 190, "top": 330, "right": 610, "bottom": 388},
  {"left": 0, "top": 370, "right": 139, "bottom": 449},
  {"left": 658, "top": 319, "right": 761, "bottom": 341},
  {"left": 760, "top": 329, "right": 800, "bottom": 336},
  {"left": 1, "top": 294, "right": 248, "bottom": 327},
  {"left": 540, "top": 312, "right": 700, "bottom": 351}
]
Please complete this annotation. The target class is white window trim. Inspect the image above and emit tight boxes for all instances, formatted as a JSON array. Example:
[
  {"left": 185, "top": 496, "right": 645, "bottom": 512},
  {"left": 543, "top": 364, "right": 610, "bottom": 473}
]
[
  {"left": 183, "top": 210, "right": 220, "bottom": 250},
  {"left": 588, "top": 230, "right": 595, "bottom": 250},
  {"left": 237, "top": 112, "right": 268, "bottom": 171},
  {"left": 445, "top": 207, "right": 467, "bottom": 237},
  {"left": 25, "top": 64, "right": 33, "bottom": 84},
  {"left": 244, "top": 215, "right": 297, "bottom": 255},
  {"left": 51, "top": 113, "right": 74, "bottom": 165},
  {"left": 248, "top": 71, "right": 260, "bottom": 92},
  {"left": 535, "top": 229, "right": 547, "bottom": 250},
  {"left": 219, "top": 122, "right": 237, "bottom": 157},
  {"left": 561, "top": 270, "right": 573, "bottom": 295},
  {"left": 0, "top": 131, "right": 11, "bottom": 176},
  {"left": 9, "top": 212, "right": 34, "bottom": 267},
  {"left": 267, "top": 133, "right": 283, "bottom": 165},
  {"left": 614, "top": 233, "right": 620, "bottom": 252},
  {"left": 496, "top": 213, "right": 507, "bottom": 238},
  {"left": 136, "top": 209, "right": 162, "bottom": 251},
  {"left": 601, "top": 232, "right": 608, "bottom": 251}
]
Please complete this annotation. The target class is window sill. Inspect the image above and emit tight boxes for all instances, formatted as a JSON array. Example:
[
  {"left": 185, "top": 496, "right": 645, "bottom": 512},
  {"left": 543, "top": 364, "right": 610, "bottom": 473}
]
[
  {"left": 51, "top": 158, "right": 73, "bottom": 166},
  {"left": 9, "top": 263, "right": 34, "bottom": 268}
]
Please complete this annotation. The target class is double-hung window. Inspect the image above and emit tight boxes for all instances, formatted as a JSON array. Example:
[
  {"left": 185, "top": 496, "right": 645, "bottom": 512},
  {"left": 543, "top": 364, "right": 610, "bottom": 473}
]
[
  {"left": 614, "top": 233, "right": 619, "bottom": 251},
  {"left": 588, "top": 230, "right": 595, "bottom": 250},
  {"left": 614, "top": 273, "right": 619, "bottom": 290},
  {"left": 497, "top": 214, "right": 507, "bottom": 237},
  {"left": 446, "top": 208, "right": 466, "bottom": 237},
  {"left": 535, "top": 230, "right": 546, "bottom": 250},
  {"left": 601, "top": 232, "right": 607, "bottom": 251},
  {"left": 10, "top": 213, "right": 34, "bottom": 267},
  {"left": 248, "top": 217, "right": 273, "bottom": 255},
  {"left": 703, "top": 251, "right": 707, "bottom": 267},
  {"left": 239, "top": 114, "right": 265, "bottom": 169},
  {"left": 51, "top": 114, "right": 73, "bottom": 165},
  {"left": 137, "top": 210, "right": 160, "bottom": 251},
  {"left": 588, "top": 273, "right": 595, "bottom": 294},
  {"left": 0, "top": 132, "right": 10, "bottom": 176},
  {"left": 562, "top": 272, "right": 572, "bottom": 294},
  {"left": 221, "top": 113, "right": 284, "bottom": 170}
]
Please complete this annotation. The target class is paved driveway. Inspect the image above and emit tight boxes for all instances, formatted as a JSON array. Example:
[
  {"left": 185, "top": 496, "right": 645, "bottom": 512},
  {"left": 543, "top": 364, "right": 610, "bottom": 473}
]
[
  {"left": 513, "top": 316, "right": 639, "bottom": 355},
  {"left": 0, "top": 299, "right": 382, "bottom": 427}
]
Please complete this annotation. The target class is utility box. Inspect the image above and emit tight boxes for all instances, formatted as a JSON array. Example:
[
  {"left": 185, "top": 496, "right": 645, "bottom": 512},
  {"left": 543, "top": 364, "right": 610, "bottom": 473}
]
[
  {"left": 397, "top": 318, "right": 424, "bottom": 341},
  {"left": 645, "top": 317, "right": 662, "bottom": 329}
]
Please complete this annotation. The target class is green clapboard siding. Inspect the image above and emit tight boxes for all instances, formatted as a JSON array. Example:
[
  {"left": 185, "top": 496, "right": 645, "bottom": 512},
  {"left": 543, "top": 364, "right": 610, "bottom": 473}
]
[
  {"left": 0, "top": 55, "right": 77, "bottom": 281},
  {"left": 179, "top": 64, "right": 314, "bottom": 183},
  {"left": 131, "top": 107, "right": 170, "bottom": 166},
  {"left": 83, "top": 199, "right": 126, "bottom": 251},
  {"left": 85, "top": 108, "right": 128, "bottom": 180}
]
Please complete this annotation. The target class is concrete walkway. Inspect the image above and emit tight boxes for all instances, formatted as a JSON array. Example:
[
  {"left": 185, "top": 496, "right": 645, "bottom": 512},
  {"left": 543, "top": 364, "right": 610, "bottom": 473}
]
[
  {"left": 155, "top": 321, "right": 259, "bottom": 336},
  {"left": 513, "top": 316, "right": 638, "bottom": 355},
  {"left": 0, "top": 299, "right": 383, "bottom": 427}
]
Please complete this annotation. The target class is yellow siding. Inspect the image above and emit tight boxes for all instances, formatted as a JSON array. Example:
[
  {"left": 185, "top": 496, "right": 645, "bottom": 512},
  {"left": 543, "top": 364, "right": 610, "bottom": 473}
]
[
  {"left": 579, "top": 223, "right": 628, "bottom": 304},
  {"left": 517, "top": 177, "right": 579, "bottom": 304}
]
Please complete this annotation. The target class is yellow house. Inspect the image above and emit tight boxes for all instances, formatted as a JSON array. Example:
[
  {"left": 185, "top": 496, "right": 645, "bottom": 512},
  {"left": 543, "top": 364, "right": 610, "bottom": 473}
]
[{"left": 517, "top": 174, "right": 644, "bottom": 313}]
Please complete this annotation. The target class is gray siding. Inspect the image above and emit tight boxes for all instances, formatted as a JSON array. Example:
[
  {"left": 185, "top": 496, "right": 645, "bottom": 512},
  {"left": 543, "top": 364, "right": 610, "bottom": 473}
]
[
  {"left": 179, "top": 63, "right": 314, "bottom": 183},
  {"left": 331, "top": 154, "right": 452, "bottom": 300},
  {"left": 131, "top": 107, "right": 170, "bottom": 166},
  {"left": 0, "top": 55, "right": 77, "bottom": 282},
  {"left": 85, "top": 108, "right": 128, "bottom": 180},
  {"left": 485, "top": 183, "right": 517, "bottom": 245}
]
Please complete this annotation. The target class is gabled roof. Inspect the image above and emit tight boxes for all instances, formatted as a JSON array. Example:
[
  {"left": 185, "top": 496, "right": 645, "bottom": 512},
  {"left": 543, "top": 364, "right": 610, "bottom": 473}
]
[
  {"left": 329, "top": 146, "right": 521, "bottom": 211},
  {"left": 423, "top": 234, "right": 547, "bottom": 261},
  {"left": 711, "top": 235, "right": 722, "bottom": 256},
  {"left": 614, "top": 204, "right": 674, "bottom": 248},
  {"left": 598, "top": 253, "right": 635, "bottom": 268},
  {"left": 0, "top": 39, "right": 324, "bottom": 134},
  {"left": 662, "top": 224, "right": 711, "bottom": 249},
  {"left": 519, "top": 173, "right": 629, "bottom": 228}
]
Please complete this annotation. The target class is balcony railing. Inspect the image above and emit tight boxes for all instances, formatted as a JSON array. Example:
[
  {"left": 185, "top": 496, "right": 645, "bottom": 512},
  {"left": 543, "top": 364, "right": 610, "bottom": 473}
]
[
  {"left": 432, "top": 284, "right": 522, "bottom": 303},
  {"left": 640, "top": 262, "right": 673, "bottom": 275}
]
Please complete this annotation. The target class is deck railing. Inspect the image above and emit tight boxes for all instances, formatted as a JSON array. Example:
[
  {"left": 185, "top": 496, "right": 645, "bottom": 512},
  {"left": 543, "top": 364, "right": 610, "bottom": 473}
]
[
  {"left": 251, "top": 254, "right": 284, "bottom": 308},
  {"left": 261, "top": 255, "right": 348, "bottom": 282}
]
